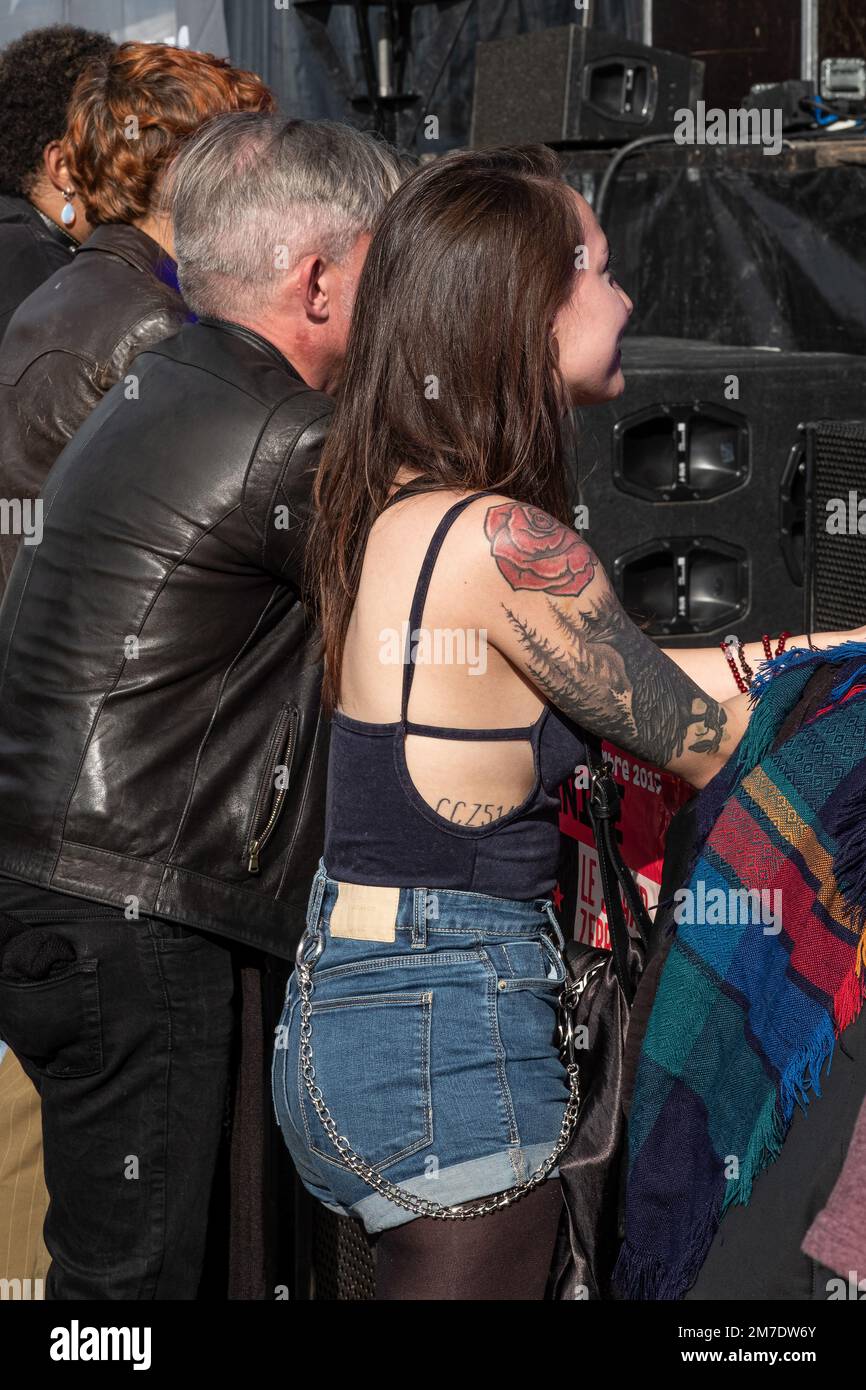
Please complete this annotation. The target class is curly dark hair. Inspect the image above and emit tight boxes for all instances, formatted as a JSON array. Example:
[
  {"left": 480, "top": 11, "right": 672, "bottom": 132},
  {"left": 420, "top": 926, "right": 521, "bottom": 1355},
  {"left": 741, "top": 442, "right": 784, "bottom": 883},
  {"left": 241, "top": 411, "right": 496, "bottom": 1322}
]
[{"left": 0, "top": 24, "right": 116, "bottom": 198}]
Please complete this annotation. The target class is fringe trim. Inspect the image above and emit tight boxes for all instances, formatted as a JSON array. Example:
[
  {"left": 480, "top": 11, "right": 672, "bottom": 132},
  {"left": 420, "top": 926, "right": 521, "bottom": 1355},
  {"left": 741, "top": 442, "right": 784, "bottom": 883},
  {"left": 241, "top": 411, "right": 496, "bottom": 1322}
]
[
  {"left": 831, "top": 655, "right": 866, "bottom": 702},
  {"left": 747, "top": 643, "right": 824, "bottom": 700},
  {"left": 722, "top": 1016, "right": 836, "bottom": 1213},
  {"left": 828, "top": 780, "right": 866, "bottom": 932},
  {"left": 689, "top": 645, "right": 855, "bottom": 846},
  {"left": 736, "top": 642, "right": 866, "bottom": 777},
  {"left": 720, "top": 1086, "right": 787, "bottom": 1211},
  {"left": 748, "top": 639, "right": 866, "bottom": 702},
  {"left": 835, "top": 953, "right": 866, "bottom": 1033},
  {"left": 732, "top": 660, "right": 818, "bottom": 776},
  {"left": 779, "top": 1014, "right": 836, "bottom": 1117},
  {"left": 611, "top": 1201, "right": 723, "bottom": 1301}
]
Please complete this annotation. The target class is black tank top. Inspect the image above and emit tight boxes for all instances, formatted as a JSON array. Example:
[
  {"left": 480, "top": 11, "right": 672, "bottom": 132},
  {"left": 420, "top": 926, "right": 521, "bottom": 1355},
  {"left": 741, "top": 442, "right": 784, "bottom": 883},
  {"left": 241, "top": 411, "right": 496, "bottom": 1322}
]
[{"left": 323, "top": 487, "right": 588, "bottom": 899}]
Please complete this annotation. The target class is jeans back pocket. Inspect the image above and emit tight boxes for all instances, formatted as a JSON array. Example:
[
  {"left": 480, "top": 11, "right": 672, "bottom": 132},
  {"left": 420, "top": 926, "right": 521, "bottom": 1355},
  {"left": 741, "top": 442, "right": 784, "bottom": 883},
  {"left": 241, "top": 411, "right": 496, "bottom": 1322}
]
[
  {"left": 299, "top": 989, "right": 433, "bottom": 1172},
  {"left": 0, "top": 961, "right": 103, "bottom": 1078}
]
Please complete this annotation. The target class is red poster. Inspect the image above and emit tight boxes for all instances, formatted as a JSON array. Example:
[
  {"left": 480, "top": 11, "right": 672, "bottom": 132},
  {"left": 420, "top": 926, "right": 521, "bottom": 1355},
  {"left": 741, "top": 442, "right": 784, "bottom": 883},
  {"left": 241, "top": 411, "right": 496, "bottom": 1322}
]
[{"left": 557, "top": 744, "right": 693, "bottom": 947}]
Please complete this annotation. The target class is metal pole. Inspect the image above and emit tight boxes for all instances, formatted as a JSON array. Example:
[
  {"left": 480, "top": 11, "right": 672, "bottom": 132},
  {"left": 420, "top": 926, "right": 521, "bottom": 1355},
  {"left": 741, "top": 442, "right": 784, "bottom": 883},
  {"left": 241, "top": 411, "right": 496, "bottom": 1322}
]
[
  {"left": 801, "top": 0, "right": 819, "bottom": 86},
  {"left": 642, "top": 0, "right": 653, "bottom": 47}
]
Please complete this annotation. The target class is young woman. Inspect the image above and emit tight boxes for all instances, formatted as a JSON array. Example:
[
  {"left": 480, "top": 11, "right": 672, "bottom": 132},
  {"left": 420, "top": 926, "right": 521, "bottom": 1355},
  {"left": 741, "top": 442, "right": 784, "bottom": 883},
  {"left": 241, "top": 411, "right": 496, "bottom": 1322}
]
[{"left": 271, "top": 145, "right": 835, "bottom": 1301}]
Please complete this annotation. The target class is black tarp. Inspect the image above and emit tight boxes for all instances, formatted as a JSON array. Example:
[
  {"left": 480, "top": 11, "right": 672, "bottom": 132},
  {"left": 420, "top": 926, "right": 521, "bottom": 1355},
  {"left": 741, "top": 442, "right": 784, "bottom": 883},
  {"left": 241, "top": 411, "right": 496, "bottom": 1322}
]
[
  {"left": 560, "top": 138, "right": 866, "bottom": 354},
  {"left": 224, "top": 0, "right": 642, "bottom": 152}
]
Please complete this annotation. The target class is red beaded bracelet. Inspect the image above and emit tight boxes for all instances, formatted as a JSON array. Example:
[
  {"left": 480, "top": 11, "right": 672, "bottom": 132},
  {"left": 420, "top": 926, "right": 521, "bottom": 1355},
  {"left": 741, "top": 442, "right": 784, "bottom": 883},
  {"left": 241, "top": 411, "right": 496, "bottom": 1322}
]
[
  {"left": 760, "top": 631, "right": 792, "bottom": 661},
  {"left": 736, "top": 642, "right": 754, "bottom": 683},
  {"left": 721, "top": 639, "right": 748, "bottom": 693}
]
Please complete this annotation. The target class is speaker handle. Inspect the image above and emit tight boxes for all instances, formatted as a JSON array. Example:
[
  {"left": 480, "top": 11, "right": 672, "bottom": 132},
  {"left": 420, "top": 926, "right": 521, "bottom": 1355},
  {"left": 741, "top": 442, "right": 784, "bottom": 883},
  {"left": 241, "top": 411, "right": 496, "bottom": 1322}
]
[{"left": 779, "top": 435, "right": 806, "bottom": 587}]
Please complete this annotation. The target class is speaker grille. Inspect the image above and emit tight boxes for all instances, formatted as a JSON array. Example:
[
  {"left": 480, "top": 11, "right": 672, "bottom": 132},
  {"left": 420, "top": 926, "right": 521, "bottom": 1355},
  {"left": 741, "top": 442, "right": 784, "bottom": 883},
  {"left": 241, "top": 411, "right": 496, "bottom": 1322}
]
[{"left": 807, "top": 420, "right": 866, "bottom": 630}]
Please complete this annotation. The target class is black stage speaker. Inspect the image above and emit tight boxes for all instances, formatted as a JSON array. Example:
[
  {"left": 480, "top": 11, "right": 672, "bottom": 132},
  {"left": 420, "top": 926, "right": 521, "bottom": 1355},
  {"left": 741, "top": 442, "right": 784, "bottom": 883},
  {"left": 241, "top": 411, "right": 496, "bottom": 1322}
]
[
  {"left": 575, "top": 338, "right": 866, "bottom": 645},
  {"left": 470, "top": 25, "right": 704, "bottom": 147},
  {"left": 805, "top": 420, "right": 866, "bottom": 632}
]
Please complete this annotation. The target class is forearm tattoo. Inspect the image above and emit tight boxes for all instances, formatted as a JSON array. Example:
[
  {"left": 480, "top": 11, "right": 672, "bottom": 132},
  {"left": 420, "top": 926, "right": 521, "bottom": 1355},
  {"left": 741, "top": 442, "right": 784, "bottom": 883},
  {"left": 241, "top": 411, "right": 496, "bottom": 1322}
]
[{"left": 485, "top": 502, "right": 728, "bottom": 767}]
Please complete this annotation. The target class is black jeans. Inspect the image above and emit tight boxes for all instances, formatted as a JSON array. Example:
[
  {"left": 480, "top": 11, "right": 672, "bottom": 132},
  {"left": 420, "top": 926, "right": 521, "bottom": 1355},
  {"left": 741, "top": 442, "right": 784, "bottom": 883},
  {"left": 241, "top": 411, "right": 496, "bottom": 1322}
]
[{"left": 0, "top": 880, "right": 235, "bottom": 1299}]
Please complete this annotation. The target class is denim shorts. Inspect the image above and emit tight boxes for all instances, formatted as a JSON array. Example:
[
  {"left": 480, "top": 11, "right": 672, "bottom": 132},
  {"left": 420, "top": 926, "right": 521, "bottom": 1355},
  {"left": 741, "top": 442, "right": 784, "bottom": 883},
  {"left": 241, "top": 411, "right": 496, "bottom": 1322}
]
[{"left": 270, "top": 860, "right": 571, "bottom": 1234}]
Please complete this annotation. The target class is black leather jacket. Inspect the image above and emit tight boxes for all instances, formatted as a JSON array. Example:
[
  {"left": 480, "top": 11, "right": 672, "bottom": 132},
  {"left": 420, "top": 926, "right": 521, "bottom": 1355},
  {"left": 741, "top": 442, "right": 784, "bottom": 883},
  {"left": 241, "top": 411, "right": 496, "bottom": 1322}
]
[
  {"left": 0, "top": 222, "right": 189, "bottom": 590},
  {"left": 0, "top": 317, "right": 332, "bottom": 959},
  {"left": 0, "top": 194, "right": 76, "bottom": 343}
]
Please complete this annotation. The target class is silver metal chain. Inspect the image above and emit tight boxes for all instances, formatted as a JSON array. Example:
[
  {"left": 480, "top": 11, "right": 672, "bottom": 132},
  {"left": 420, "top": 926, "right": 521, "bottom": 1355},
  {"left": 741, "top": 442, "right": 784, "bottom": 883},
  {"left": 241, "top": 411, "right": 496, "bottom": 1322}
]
[{"left": 295, "top": 930, "right": 584, "bottom": 1220}]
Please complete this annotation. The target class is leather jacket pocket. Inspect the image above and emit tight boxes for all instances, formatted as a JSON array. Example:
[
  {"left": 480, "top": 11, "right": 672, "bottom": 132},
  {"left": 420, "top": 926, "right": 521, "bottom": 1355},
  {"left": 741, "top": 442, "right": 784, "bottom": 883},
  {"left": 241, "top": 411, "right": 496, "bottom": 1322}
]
[{"left": 245, "top": 703, "right": 299, "bottom": 874}]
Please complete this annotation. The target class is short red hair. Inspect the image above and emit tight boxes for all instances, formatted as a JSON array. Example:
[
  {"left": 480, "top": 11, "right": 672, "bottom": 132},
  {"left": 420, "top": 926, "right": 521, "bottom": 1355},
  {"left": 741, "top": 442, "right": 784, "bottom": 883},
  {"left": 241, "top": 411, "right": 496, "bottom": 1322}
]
[{"left": 62, "top": 42, "right": 275, "bottom": 225}]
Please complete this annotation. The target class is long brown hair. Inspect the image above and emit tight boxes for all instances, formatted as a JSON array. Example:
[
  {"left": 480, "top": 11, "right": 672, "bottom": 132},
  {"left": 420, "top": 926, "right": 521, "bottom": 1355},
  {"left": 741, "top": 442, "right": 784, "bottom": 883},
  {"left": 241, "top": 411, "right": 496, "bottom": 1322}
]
[{"left": 308, "top": 144, "right": 583, "bottom": 714}]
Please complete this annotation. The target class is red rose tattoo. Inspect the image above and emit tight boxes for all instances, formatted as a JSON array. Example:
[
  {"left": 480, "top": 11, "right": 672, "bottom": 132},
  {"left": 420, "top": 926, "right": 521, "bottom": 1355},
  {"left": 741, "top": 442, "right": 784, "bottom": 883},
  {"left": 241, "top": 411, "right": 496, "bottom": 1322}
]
[{"left": 484, "top": 503, "right": 595, "bottom": 596}]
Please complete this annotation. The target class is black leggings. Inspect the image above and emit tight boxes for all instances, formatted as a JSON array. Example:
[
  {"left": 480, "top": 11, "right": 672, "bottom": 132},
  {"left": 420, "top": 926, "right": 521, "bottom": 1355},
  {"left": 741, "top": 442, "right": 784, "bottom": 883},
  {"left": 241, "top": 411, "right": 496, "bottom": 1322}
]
[{"left": 371, "top": 1178, "right": 564, "bottom": 1300}]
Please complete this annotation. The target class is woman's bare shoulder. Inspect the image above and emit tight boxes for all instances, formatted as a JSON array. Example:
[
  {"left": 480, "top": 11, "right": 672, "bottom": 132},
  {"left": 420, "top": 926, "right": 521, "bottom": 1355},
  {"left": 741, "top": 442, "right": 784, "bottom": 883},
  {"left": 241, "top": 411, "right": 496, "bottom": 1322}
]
[{"left": 370, "top": 486, "right": 518, "bottom": 546}]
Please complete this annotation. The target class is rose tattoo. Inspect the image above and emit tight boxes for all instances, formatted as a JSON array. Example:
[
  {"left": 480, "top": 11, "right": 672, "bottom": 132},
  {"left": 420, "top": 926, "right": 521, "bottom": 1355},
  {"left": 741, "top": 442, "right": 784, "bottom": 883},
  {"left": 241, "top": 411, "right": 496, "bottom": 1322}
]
[{"left": 484, "top": 503, "right": 595, "bottom": 597}]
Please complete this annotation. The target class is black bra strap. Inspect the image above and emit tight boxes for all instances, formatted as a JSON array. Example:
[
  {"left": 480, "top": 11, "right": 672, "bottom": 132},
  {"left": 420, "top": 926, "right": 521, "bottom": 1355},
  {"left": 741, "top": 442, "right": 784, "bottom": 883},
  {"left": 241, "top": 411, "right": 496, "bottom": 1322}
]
[
  {"left": 380, "top": 479, "right": 439, "bottom": 512},
  {"left": 401, "top": 489, "right": 499, "bottom": 724}
]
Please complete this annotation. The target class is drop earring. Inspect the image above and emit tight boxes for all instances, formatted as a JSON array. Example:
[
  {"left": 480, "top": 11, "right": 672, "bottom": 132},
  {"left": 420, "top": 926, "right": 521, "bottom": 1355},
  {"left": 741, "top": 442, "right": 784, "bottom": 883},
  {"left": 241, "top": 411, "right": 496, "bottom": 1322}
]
[{"left": 61, "top": 188, "right": 76, "bottom": 227}]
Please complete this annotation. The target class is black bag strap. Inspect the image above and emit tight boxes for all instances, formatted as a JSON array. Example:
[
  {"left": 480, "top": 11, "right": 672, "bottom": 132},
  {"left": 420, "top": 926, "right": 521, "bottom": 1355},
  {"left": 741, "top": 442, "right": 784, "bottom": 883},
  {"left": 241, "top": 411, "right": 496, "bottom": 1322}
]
[{"left": 583, "top": 731, "right": 652, "bottom": 1007}]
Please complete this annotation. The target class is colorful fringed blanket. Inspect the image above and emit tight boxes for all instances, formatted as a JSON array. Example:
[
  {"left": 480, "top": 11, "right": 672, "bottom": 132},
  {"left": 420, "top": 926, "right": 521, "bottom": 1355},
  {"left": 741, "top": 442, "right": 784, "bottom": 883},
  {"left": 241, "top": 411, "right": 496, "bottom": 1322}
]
[{"left": 612, "top": 642, "right": 866, "bottom": 1300}]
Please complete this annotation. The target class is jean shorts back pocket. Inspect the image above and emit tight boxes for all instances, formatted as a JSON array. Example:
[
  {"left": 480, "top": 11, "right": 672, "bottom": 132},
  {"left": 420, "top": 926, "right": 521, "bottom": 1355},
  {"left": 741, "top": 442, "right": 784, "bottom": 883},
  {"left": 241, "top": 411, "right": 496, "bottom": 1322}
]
[
  {"left": 299, "top": 990, "right": 433, "bottom": 1172},
  {"left": 0, "top": 961, "right": 103, "bottom": 1078}
]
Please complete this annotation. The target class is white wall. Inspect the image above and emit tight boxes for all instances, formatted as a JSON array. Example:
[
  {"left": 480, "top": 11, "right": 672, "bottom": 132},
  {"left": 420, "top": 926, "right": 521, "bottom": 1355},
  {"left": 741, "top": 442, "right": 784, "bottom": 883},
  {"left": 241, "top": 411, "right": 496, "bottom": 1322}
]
[{"left": 0, "top": 0, "right": 227, "bottom": 54}]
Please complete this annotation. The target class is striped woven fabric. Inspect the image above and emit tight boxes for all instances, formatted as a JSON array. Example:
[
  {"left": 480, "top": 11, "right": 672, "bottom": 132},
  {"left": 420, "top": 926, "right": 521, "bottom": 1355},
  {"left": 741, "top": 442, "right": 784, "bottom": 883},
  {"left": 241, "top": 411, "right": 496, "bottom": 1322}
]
[{"left": 612, "top": 642, "right": 866, "bottom": 1300}]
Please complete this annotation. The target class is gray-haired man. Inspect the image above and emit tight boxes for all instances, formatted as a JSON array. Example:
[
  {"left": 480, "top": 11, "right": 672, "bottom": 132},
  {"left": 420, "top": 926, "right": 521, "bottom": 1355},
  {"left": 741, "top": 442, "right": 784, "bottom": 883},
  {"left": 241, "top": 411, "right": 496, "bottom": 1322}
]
[{"left": 0, "top": 114, "right": 408, "bottom": 1299}]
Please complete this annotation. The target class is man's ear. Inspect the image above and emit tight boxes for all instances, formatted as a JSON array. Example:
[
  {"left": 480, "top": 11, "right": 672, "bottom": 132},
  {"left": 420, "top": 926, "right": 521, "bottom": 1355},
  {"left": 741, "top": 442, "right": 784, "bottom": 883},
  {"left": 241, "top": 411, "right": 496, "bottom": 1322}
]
[{"left": 296, "top": 253, "right": 330, "bottom": 324}]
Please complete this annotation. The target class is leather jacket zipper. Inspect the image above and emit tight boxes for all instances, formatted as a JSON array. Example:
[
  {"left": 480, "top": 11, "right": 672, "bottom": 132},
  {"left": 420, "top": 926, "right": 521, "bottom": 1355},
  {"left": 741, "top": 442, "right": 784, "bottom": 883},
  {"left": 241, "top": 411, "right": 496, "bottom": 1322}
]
[{"left": 246, "top": 703, "right": 299, "bottom": 874}]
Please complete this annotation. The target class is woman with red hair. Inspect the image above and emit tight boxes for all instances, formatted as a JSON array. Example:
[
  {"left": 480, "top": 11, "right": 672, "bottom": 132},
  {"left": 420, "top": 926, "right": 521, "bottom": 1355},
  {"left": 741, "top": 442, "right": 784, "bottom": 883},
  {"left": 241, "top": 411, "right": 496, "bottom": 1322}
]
[{"left": 0, "top": 42, "right": 275, "bottom": 590}]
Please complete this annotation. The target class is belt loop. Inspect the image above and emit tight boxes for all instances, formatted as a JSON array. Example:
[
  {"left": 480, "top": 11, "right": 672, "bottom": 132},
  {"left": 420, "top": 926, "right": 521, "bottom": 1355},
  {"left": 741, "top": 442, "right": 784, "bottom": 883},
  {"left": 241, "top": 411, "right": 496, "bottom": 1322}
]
[
  {"left": 544, "top": 899, "right": 566, "bottom": 952},
  {"left": 306, "top": 860, "right": 327, "bottom": 934},
  {"left": 411, "top": 887, "right": 428, "bottom": 948}
]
